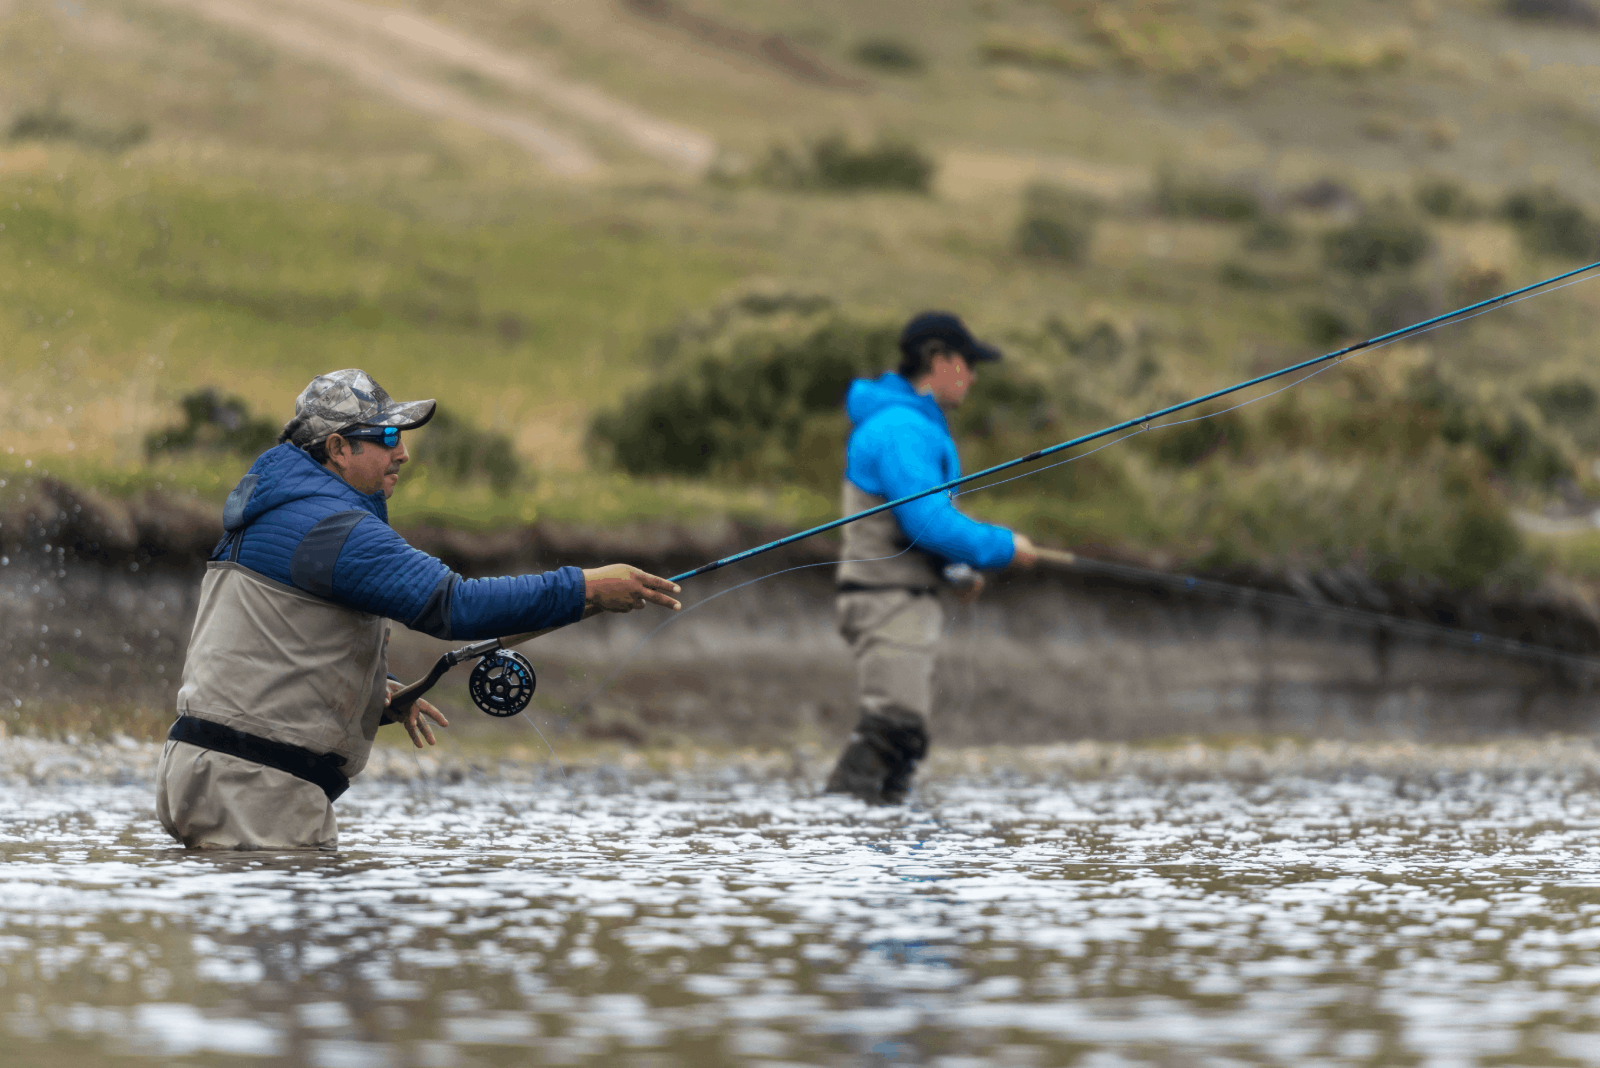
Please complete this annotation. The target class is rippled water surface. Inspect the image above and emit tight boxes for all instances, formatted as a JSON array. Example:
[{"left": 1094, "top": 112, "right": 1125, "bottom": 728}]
[{"left": 8, "top": 761, "right": 1600, "bottom": 1066}]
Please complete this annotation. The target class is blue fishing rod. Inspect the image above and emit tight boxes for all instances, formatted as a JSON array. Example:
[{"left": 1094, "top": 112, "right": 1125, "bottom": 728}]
[{"left": 389, "top": 257, "right": 1600, "bottom": 720}]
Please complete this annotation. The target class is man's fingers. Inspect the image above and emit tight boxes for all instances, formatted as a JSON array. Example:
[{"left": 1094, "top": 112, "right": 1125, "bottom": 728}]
[
  {"left": 637, "top": 572, "right": 682, "bottom": 594},
  {"left": 641, "top": 588, "right": 682, "bottom": 610}
]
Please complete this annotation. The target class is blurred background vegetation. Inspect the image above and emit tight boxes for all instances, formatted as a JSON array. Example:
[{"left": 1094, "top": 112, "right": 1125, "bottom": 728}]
[{"left": 8, "top": 0, "right": 1600, "bottom": 592}]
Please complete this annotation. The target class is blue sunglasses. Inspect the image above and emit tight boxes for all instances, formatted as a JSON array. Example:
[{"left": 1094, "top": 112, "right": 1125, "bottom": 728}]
[{"left": 338, "top": 425, "right": 400, "bottom": 447}]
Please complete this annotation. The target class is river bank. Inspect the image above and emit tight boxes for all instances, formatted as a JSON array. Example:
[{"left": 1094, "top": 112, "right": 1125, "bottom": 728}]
[{"left": 7, "top": 477, "right": 1600, "bottom": 748}]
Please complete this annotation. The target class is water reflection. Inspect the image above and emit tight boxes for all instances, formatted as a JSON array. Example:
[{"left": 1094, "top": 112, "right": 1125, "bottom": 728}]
[{"left": 6, "top": 767, "right": 1600, "bottom": 1065}]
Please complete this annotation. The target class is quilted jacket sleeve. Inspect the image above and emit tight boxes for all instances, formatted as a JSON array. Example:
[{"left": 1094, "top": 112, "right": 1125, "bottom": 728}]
[{"left": 330, "top": 516, "right": 586, "bottom": 639}]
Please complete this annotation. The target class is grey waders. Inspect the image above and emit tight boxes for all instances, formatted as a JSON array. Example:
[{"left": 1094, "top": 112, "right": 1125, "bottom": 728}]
[{"left": 825, "top": 582, "right": 943, "bottom": 805}]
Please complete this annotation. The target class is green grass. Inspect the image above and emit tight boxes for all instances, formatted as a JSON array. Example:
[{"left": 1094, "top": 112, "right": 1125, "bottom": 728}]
[
  {"left": 0, "top": 150, "right": 742, "bottom": 475},
  {"left": 10, "top": 0, "right": 1600, "bottom": 593}
]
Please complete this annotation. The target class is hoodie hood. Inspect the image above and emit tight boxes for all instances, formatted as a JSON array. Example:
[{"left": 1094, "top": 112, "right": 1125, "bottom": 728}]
[
  {"left": 222, "top": 443, "right": 389, "bottom": 533},
  {"left": 845, "top": 372, "right": 947, "bottom": 432}
]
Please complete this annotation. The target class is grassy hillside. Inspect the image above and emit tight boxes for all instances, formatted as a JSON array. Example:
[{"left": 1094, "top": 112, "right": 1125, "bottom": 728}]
[{"left": 8, "top": 0, "right": 1600, "bottom": 587}]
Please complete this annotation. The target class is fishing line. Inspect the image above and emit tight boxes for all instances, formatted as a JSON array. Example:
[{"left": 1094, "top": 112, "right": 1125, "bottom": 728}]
[
  {"left": 389, "top": 257, "right": 1600, "bottom": 792},
  {"left": 523, "top": 259, "right": 1600, "bottom": 742},
  {"left": 549, "top": 510, "right": 949, "bottom": 725}
]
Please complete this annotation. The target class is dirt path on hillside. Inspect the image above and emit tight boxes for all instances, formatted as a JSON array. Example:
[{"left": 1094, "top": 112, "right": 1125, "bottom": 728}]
[{"left": 139, "top": 0, "right": 714, "bottom": 175}]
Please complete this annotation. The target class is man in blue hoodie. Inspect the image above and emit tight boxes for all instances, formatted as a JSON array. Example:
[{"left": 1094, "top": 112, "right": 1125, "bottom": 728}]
[
  {"left": 825, "top": 313, "right": 1038, "bottom": 805},
  {"left": 156, "top": 369, "right": 681, "bottom": 850}
]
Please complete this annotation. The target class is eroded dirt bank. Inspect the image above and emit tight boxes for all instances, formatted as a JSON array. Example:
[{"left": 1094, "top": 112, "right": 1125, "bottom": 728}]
[{"left": 4, "top": 479, "right": 1600, "bottom": 746}]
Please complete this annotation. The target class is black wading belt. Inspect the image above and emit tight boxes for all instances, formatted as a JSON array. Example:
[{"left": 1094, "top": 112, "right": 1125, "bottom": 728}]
[
  {"left": 835, "top": 583, "right": 938, "bottom": 595},
  {"left": 168, "top": 716, "right": 351, "bottom": 802}
]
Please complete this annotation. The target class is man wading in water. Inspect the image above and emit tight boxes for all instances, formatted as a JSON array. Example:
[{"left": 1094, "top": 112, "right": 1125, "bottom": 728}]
[
  {"left": 156, "top": 369, "right": 681, "bottom": 850},
  {"left": 826, "top": 313, "right": 1039, "bottom": 806}
]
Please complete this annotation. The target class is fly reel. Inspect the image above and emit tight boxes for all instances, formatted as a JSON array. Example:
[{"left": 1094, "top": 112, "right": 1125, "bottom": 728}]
[{"left": 467, "top": 649, "right": 537, "bottom": 717}]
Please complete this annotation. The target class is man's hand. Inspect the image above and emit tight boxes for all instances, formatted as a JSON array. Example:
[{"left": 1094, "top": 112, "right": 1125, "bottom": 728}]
[
  {"left": 583, "top": 564, "right": 682, "bottom": 613},
  {"left": 1011, "top": 532, "right": 1039, "bottom": 569},
  {"left": 954, "top": 573, "right": 986, "bottom": 605},
  {"left": 386, "top": 679, "right": 448, "bottom": 749}
]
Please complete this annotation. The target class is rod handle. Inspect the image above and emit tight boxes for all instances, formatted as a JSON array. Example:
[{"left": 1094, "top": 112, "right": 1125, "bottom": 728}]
[{"left": 1033, "top": 547, "right": 1077, "bottom": 568}]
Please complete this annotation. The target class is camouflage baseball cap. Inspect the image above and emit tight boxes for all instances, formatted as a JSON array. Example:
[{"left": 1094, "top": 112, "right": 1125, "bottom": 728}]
[{"left": 290, "top": 369, "right": 436, "bottom": 445}]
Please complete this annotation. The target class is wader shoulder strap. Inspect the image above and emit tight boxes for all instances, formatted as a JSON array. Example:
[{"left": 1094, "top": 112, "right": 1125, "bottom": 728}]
[{"left": 168, "top": 716, "right": 351, "bottom": 802}]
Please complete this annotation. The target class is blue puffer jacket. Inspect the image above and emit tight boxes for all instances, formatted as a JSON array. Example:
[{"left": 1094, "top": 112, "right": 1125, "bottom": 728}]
[
  {"left": 843, "top": 372, "right": 1015, "bottom": 570},
  {"left": 214, "top": 444, "right": 585, "bottom": 640}
]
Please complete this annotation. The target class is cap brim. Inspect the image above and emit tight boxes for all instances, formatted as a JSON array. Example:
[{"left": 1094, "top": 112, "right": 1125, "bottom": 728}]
[
  {"left": 369, "top": 398, "right": 437, "bottom": 430},
  {"left": 964, "top": 341, "right": 1003, "bottom": 363}
]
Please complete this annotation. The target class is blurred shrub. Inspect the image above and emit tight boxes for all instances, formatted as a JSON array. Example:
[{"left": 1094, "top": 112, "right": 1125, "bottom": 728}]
[
  {"left": 1301, "top": 304, "right": 1356, "bottom": 346},
  {"left": 145, "top": 389, "right": 277, "bottom": 458},
  {"left": 410, "top": 407, "right": 521, "bottom": 495},
  {"left": 1323, "top": 208, "right": 1432, "bottom": 276},
  {"left": 1154, "top": 168, "right": 1260, "bottom": 222},
  {"left": 1184, "top": 450, "right": 1519, "bottom": 590},
  {"left": 1218, "top": 261, "right": 1278, "bottom": 289},
  {"left": 853, "top": 37, "right": 924, "bottom": 73},
  {"left": 1503, "top": 0, "right": 1600, "bottom": 26},
  {"left": 1527, "top": 377, "right": 1599, "bottom": 424},
  {"left": 1414, "top": 176, "right": 1477, "bottom": 218},
  {"left": 1015, "top": 182, "right": 1100, "bottom": 263},
  {"left": 1074, "top": 7, "right": 1410, "bottom": 87},
  {"left": 1451, "top": 260, "right": 1507, "bottom": 304},
  {"left": 1046, "top": 317, "right": 1129, "bottom": 363},
  {"left": 756, "top": 133, "right": 934, "bottom": 193},
  {"left": 1149, "top": 410, "right": 1251, "bottom": 466},
  {"left": 979, "top": 29, "right": 1099, "bottom": 72},
  {"left": 8, "top": 99, "right": 148, "bottom": 153},
  {"left": 1500, "top": 186, "right": 1600, "bottom": 259},
  {"left": 1243, "top": 217, "right": 1298, "bottom": 252},
  {"left": 1287, "top": 178, "right": 1362, "bottom": 214},
  {"left": 590, "top": 319, "right": 894, "bottom": 483},
  {"left": 1409, "top": 369, "right": 1572, "bottom": 485},
  {"left": 950, "top": 368, "right": 1058, "bottom": 441},
  {"left": 1366, "top": 281, "right": 1440, "bottom": 335}
]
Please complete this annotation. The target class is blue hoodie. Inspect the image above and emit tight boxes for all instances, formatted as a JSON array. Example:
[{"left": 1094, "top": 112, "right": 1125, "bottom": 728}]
[
  {"left": 843, "top": 372, "right": 1015, "bottom": 570},
  {"left": 215, "top": 444, "right": 585, "bottom": 640}
]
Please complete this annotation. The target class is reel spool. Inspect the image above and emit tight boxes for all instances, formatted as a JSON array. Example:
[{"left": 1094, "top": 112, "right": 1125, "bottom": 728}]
[{"left": 467, "top": 650, "right": 537, "bottom": 717}]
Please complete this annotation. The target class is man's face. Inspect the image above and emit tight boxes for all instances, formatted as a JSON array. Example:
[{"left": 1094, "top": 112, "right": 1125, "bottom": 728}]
[
  {"left": 923, "top": 351, "right": 976, "bottom": 410},
  {"left": 326, "top": 433, "right": 408, "bottom": 498}
]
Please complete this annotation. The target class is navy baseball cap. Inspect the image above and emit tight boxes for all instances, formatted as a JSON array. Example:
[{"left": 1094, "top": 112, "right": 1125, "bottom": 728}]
[{"left": 899, "top": 311, "right": 1003, "bottom": 365}]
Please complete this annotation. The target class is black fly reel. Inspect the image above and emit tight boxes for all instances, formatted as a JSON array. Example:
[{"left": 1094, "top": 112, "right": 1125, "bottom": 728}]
[{"left": 467, "top": 649, "right": 537, "bottom": 717}]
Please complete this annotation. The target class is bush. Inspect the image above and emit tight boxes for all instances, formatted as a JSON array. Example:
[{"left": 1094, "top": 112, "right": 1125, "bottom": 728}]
[
  {"left": 1409, "top": 371, "right": 1572, "bottom": 485},
  {"left": 1301, "top": 305, "right": 1355, "bottom": 346},
  {"left": 9, "top": 99, "right": 148, "bottom": 153},
  {"left": 1414, "top": 176, "right": 1477, "bottom": 219},
  {"left": 1149, "top": 410, "right": 1251, "bottom": 466},
  {"left": 853, "top": 38, "right": 924, "bottom": 73},
  {"left": 1154, "top": 168, "right": 1261, "bottom": 222},
  {"left": 1500, "top": 186, "right": 1600, "bottom": 259},
  {"left": 1014, "top": 182, "right": 1100, "bottom": 263},
  {"left": 1046, "top": 318, "right": 1127, "bottom": 363},
  {"left": 1503, "top": 0, "right": 1600, "bottom": 26},
  {"left": 589, "top": 319, "right": 896, "bottom": 483},
  {"left": 410, "top": 407, "right": 521, "bottom": 494},
  {"left": 145, "top": 389, "right": 277, "bottom": 458},
  {"left": 1323, "top": 209, "right": 1432, "bottom": 276},
  {"left": 1181, "top": 450, "right": 1520, "bottom": 589},
  {"left": 1527, "top": 377, "right": 1599, "bottom": 424},
  {"left": 757, "top": 133, "right": 935, "bottom": 193},
  {"left": 1242, "top": 217, "right": 1297, "bottom": 252}
]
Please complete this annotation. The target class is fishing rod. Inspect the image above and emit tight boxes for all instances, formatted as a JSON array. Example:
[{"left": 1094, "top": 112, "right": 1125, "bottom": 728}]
[{"left": 387, "top": 257, "right": 1600, "bottom": 722}]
